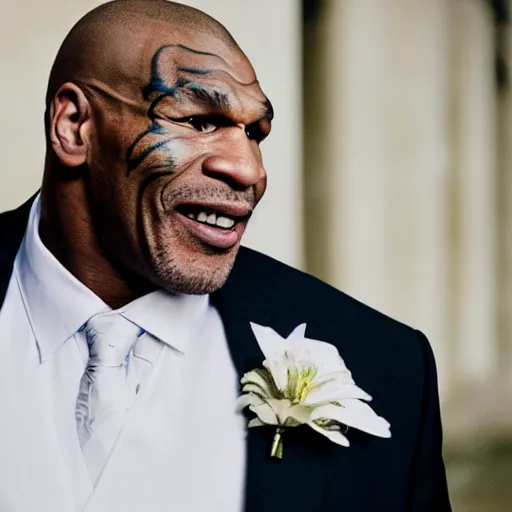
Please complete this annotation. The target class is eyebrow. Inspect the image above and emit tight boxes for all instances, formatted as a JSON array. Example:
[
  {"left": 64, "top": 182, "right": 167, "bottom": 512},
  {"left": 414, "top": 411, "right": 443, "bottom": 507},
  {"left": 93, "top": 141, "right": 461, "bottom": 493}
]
[
  {"left": 143, "top": 43, "right": 274, "bottom": 122},
  {"left": 182, "top": 82, "right": 274, "bottom": 124},
  {"left": 185, "top": 82, "right": 232, "bottom": 111}
]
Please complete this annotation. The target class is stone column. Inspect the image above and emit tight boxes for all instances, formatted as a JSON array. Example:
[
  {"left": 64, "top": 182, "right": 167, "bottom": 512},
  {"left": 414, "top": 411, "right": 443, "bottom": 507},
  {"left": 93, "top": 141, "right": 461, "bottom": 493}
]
[
  {"left": 305, "top": 0, "right": 451, "bottom": 393},
  {"left": 497, "top": 21, "right": 512, "bottom": 393},
  {"left": 448, "top": 0, "right": 498, "bottom": 392}
]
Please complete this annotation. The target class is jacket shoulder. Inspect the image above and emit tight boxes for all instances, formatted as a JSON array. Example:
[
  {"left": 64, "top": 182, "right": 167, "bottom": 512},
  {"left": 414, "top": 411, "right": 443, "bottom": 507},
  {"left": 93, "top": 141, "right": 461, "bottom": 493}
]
[
  {"left": 0, "top": 195, "right": 35, "bottom": 235},
  {"left": 234, "top": 246, "right": 416, "bottom": 339},
  {"left": 0, "top": 195, "right": 36, "bottom": 307},
  {"left": 231, "top": 247, "right": 429, "bottom": 419},
  {"left": 0, "top": 195, "right": 34, "bottom": 265}
]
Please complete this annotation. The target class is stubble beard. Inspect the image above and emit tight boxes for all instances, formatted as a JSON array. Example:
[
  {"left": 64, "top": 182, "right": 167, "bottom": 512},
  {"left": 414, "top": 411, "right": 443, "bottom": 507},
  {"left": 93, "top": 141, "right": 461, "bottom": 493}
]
[
  {"left": 151, "top": 184, "right": 254, "bottom": 295},
  {"left": 151, "top": 242, "right": 239, "bottom": 295}
]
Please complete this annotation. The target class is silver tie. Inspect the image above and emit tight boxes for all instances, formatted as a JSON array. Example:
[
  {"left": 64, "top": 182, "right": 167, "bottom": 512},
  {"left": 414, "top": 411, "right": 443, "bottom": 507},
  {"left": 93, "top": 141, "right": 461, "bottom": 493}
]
[{"left": 75, "top": 312, "right": 142, "bottom": 485}]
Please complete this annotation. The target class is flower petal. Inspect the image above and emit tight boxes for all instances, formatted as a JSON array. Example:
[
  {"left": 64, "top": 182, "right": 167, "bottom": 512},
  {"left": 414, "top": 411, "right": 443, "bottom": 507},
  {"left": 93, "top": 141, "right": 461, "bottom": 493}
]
[
  {"left": 236, "top": 393, "right": 264, "bottom": 411},
  {"left": 286, "top": 404, "right": 313, "bottom": 424},
  {"left": 294, "top": 339, "right": 351, "bottom": 376},
  {"left": 308, "top": 420, "right": 350, "bottom": 447},
  {"left": 241, "top": 383, "right": 267, "bottom": 399},
  {"left": 287, "top": 323, "right": 307, "bottom": 341},
  {"left": 312, "top": 401, "right": 391, "bottom": 438},
  {"left": 263, "top": 398, "right": 294, "bottom": 423},
  {"left": 263, "top": 359, "right": 289, "bottom": 392},
  {"left": 257, "top": 399, "right": 312, "bottom": 426},
  {"left": 304, "top": 381, "right": 372, "bottom": 406},
  {"left": 250, "top": 402, "right": 279, "bottom": 425},
  {"left": 241, "top": 368, "right": 267, "bottom": 386},
  {"left": 250, "top": 323, "right": 289, "bottom": 361},
  {"left": 248, "top": 418, "right": 266, "bottom": 428},
  {"left": 241, "top": 369, "right": 275, "bottom": 397}
]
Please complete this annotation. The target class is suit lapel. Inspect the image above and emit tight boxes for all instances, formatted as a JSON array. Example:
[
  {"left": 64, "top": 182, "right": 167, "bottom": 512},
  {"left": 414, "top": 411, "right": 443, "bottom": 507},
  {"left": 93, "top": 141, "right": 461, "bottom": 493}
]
[{"left": 212, "top": 256, "right": 333, "bottom": 512}]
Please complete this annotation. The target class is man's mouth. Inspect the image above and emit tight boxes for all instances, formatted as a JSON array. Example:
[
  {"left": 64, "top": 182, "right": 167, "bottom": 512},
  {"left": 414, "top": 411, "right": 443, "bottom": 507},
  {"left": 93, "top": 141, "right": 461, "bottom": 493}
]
[
  {"left": 174, "top": 203, "right": 252, "bottom": 249},
  {"left": 184, "top": 210, "right": 236, "bottom": 229}
]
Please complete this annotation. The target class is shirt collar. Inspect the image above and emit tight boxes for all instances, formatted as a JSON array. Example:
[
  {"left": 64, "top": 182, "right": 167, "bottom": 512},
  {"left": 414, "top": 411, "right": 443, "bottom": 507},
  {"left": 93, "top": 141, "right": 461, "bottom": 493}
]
[
  {"left": 15, "top": 194, "right": 208, "bottom": 362},
  {"left": 119, "top": 290, "right": 208, "bottom": 354}
]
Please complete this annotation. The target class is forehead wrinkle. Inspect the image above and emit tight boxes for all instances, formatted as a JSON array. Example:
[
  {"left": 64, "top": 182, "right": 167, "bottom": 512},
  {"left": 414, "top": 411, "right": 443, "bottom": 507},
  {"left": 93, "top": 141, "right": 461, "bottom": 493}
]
[
  {"left": 152, "top": 45, "right": 230, "bottom": 83},
  {"left": 178, "top": 67, "right": 210, "bottom": 76},
  {"left": 170, "top": 43, "right": 258, "bottom": 86},
  {"left": 180, "top": 66, "right": 259, "bottom": 88},
  {"left": 150, "top": 43, "right": 255, "bottom": 91},
  {"left": 176, "top": 67, "right": 259, "bottom": 88},
  {"left": 77, "top": 79, "right": 144, "bottom": 110},
  {"left": 172, "top": 43, "right": 225, "bottom": 59}
]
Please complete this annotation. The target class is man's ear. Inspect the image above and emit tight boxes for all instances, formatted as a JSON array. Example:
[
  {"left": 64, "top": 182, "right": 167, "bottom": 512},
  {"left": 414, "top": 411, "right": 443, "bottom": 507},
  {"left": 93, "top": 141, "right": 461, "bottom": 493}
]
[{"left": 49, "top": 82, "right": 91, "bottom": 167}]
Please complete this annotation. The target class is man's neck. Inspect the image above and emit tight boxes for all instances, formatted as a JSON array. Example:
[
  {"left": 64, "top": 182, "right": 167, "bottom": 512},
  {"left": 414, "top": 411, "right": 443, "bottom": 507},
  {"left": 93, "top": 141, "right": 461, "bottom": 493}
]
[{"left": 39, "top": 177, "right": 156, "bottom": 310}]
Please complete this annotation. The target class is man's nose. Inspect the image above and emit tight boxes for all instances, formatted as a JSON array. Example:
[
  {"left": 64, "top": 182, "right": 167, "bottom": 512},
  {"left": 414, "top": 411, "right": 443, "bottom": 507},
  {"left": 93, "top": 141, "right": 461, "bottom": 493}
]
[{"left": 202, "top": 127, "right": 265, "bottom": 190}]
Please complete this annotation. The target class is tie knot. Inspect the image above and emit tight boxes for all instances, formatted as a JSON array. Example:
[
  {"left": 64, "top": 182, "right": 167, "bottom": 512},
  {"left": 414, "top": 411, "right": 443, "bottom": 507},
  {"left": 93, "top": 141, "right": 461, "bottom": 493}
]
[{"left": 84, "top": 313, "right": 142, "bottom": 367}]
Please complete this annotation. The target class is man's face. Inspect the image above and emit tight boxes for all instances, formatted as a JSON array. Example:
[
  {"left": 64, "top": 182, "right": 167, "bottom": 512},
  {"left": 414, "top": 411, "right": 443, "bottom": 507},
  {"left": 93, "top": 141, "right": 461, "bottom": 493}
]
[{"left": 82, "top": 34, "right": 273, "bottom": 294}]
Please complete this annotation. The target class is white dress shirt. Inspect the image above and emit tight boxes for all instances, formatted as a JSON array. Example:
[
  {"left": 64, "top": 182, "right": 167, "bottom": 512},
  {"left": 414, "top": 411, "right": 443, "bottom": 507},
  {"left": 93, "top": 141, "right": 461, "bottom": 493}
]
[{"left": 0, "top": 195, "right": 246, "bottom": 511}]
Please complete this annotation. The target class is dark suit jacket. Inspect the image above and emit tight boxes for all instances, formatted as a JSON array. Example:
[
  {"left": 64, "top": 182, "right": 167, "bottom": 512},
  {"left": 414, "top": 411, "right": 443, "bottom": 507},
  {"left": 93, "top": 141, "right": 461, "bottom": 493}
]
[{"left": 0, "top": 197, "right": 451, "bottom": 511}]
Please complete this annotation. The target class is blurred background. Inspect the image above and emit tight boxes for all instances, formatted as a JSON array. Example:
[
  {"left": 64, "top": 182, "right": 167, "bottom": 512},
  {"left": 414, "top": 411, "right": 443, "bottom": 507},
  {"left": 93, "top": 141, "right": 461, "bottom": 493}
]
[{"left": 0, "top": 0, "right": 510, "bottom": 510}]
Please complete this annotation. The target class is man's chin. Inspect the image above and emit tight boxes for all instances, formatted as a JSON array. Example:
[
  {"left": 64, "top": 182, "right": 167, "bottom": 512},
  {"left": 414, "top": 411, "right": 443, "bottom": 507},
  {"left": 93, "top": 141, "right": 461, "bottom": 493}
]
[{"left": 152, "top": 245, "right": 239, "bottom": 295}]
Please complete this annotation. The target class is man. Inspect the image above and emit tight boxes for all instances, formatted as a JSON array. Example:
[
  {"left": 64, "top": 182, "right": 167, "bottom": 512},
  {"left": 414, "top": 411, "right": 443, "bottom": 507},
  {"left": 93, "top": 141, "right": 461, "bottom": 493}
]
[{"left": 0, "top": 0, "right": 451, "bottom": 510}]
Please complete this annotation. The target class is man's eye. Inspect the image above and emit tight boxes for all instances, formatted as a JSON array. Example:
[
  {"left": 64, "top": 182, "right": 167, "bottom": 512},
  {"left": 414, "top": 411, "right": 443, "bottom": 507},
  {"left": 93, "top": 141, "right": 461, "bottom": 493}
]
[{"left": 186, "top": 116, "right": 217, "bottom": 134}]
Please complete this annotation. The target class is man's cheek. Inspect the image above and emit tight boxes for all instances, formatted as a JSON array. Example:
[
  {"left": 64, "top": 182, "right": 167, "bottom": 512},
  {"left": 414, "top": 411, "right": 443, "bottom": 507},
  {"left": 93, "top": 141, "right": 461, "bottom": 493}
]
[{"left": 125, "top": 124, "right": 199, "bottom": 177}]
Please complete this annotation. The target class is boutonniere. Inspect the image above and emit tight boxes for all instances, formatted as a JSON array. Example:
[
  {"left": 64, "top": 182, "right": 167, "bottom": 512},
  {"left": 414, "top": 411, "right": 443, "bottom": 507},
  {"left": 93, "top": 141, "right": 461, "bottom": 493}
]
[{"left": 237, "top": 323, "right": 391, "bottom": 459}]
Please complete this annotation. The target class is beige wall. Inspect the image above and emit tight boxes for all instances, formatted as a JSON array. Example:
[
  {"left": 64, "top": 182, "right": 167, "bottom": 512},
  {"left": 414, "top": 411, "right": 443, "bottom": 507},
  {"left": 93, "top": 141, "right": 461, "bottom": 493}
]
[{"left": 0, "top": 0, "right": 303, "bottom": 268}]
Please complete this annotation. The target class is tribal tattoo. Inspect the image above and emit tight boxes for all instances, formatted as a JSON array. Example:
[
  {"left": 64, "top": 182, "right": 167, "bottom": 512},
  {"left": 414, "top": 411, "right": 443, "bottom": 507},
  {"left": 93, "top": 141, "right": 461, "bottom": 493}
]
[
  {"left": 125, "top": 44, "right": 273, "bottom": 177},
  {"left": 126, "top": 44, "right": 230, "bottom": 176}
]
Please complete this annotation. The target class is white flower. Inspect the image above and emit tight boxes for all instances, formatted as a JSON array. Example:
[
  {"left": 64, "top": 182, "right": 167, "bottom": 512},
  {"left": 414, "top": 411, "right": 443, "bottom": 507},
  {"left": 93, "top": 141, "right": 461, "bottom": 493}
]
[{"left": 237, "top": 323, "right": 391, "bottom": 458}]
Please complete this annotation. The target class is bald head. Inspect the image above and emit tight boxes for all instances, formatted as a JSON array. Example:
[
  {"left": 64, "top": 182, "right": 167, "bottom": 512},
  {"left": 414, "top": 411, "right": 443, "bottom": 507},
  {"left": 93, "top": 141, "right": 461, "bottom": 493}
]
[{"left": 46, "top": 0, "right": 243, "bottom": 106}]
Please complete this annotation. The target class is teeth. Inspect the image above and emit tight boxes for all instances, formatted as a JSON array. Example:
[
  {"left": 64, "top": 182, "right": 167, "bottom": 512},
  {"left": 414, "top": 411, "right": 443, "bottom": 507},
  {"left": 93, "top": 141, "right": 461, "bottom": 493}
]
[
  {"left": 216, "top": 216, "right": 235, "bottom": 229},
  {"left": 188, "top": 210, "right": 236, "bottom": 229},
  {"left": 206, "top": 213, "right": 217, "bottom": 225}
]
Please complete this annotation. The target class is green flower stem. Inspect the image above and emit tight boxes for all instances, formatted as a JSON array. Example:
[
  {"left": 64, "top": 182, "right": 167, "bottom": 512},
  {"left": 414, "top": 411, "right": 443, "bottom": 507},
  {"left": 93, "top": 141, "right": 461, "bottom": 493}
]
[{"left": 270, "top": 427, "right": 285, "bottom": 459}]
